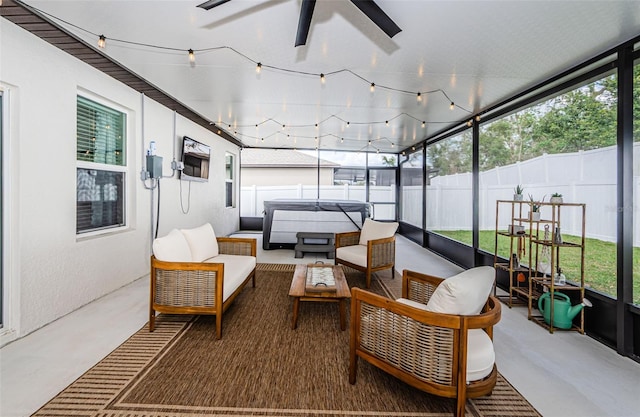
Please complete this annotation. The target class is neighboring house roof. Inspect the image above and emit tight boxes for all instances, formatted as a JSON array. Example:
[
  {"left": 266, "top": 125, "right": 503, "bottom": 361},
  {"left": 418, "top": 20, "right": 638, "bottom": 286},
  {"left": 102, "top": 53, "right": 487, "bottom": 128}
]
[{"left": 241, "top": 149, "right": 339, "bottom": 168}]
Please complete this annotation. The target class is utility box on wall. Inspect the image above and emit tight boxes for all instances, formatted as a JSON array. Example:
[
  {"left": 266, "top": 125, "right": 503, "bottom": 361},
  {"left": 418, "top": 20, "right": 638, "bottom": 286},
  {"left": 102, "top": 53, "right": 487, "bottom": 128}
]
[{"left": 146, "top": 155, "right": 163, "bottom": 179}]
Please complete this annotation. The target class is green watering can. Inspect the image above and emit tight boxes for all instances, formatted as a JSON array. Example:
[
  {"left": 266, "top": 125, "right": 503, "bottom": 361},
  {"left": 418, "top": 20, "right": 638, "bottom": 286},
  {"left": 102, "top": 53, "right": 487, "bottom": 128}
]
[{"left": 538, "top": 292, "right": 592, "bottom": 329}]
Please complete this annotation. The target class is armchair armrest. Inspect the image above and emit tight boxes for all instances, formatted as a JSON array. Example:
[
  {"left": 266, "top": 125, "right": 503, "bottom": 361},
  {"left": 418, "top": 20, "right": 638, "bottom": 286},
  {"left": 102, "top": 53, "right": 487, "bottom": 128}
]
[
  {"left": 366, "top": 236, "right": 396, "bottom": 269},
  {"left": 401, "top": 269, "right": 444, "bottom": 304},
  {"left": 335, "top": 231, "right": 361, "bottom": 248},
  {"left": 217, "top": 237, "right": 257, "bottom": 257}
]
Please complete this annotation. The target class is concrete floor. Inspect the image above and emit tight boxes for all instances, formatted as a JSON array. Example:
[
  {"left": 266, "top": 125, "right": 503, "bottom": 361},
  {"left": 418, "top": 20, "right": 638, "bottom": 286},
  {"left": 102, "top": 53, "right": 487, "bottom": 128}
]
[{"left": 1, "top": 234, "right": 639, "bottom": 417}]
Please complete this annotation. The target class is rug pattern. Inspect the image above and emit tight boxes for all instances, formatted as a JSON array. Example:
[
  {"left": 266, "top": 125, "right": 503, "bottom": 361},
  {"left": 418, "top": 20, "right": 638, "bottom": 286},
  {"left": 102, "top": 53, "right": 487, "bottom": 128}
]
[{"left": 31, "top": 264, "right": 540, "bottom": 417}]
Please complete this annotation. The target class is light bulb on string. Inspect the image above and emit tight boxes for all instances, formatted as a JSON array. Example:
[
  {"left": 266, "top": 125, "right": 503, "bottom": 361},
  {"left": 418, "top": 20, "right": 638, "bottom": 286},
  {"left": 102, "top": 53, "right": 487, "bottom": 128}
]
[
  {"left": 188, "top": 49, "right": 195, "bottom": 65},
  {"left": 385, "top": 121, "right": 389, "bottom": 126},
  {"left": 417, "top": 92, "right": 422, "bottom": 102},
  {"left": 475, "top": 115, "right": 481, "bottom": 122},
  {"left": 346, "top": 121, "right": 350, "bottom": 128},
  {"left": 370, "top": 83, "right": 375, "bottom": 93},
  {"left": 449, "top": 102, "right": 455, "bottom": 110},
  {"left": 98, "top": 34, "right": 106, "bottom": 49},
  {"left": 422, "top": 121, "right": 426, "bottom": 128},
  {"left": 256, "top": 62, "right": 262, "bottom": 74},
  {"left": 320, "top": 73, "right": 325, "bottom": 84}
]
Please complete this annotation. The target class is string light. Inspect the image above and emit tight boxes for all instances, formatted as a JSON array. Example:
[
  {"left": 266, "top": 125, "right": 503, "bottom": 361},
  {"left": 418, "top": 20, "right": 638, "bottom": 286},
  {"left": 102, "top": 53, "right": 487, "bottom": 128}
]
[
  {"left": 422, "top": 121, "right": 426, "bottom": 128},
  {"left": 466, "top": 120, "right": 473, "bottom": 127},
  {"left": 25, "top": 5, "right": 474, "bottom": 115},
  {"left": 31, "top": 5, "right": 482, "bottom": 152},
  {"left": 385, "top": 121, "right": 389, "bottom": 126}
]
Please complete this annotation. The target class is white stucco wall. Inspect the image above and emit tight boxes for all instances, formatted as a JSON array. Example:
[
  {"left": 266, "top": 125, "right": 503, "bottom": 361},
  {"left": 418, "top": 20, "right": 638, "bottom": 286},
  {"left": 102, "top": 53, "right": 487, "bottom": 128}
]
[{"left": 0, "top": 20, "right": 240, "bottom": 343}]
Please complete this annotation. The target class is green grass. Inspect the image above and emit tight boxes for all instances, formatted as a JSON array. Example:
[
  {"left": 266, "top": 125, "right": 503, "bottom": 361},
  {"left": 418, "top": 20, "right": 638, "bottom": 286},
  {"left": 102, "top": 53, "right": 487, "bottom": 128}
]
[{"left": 433, "top": 229, "right": 640, "bottom": 305}]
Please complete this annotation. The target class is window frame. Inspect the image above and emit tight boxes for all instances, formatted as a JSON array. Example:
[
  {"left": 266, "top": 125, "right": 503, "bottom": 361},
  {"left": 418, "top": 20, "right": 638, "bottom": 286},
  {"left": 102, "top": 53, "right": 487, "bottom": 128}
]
[
  {"left": 225, "top": 152, "right": 235, "bottom": 208},
  {"left": 76, "top": 92, "right": 130, "bottom": 237}
]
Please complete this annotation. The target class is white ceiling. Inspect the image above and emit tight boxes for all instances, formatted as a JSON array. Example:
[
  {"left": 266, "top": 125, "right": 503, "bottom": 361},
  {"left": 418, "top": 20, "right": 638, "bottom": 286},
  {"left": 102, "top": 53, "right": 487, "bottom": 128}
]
[{"left": 24, "top": 0, "right": 640, "bottom": 153}]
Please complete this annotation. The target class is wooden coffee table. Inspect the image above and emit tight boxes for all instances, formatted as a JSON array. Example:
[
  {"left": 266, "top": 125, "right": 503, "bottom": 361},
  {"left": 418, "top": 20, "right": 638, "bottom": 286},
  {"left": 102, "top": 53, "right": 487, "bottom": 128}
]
[{"left": 288, "top": 264, "right": 351, "bottom": 330}]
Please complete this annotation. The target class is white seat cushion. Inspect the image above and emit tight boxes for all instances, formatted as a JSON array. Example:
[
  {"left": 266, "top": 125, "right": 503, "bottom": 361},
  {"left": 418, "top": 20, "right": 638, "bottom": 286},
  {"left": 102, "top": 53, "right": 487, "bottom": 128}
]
[
  {"left": 395, "top": 297, "right": 495, "bottom": 382},
  {"left": 425, "top": 266, "right": 495, "bottom": 315},
  {"left": 181, "top": 223, "right": 219, "bottom": 262},
  {"left": 336, "top": 245, "right": 368, "bottom": 268},
  {"left": 466, "top": 329, "right": 495, "bottom": 382},
  {"left": 205, "top": 254, "right": 256, "bottom": 302},
  {"left": 358, "top": 219, "right": 399, "bottom": 246},
  {"left": 152, "top": 229, "right": 192, "bottom": 262}
]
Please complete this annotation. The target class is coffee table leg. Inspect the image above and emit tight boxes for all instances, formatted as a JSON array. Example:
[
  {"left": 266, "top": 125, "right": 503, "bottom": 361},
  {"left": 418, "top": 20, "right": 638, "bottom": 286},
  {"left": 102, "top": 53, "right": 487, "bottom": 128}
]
[
  {"left": 292, "top": 297, "right": 300, "bottom": 329},
  {"left": 339, "top": 298, "right": 346, "bottom": 331}
]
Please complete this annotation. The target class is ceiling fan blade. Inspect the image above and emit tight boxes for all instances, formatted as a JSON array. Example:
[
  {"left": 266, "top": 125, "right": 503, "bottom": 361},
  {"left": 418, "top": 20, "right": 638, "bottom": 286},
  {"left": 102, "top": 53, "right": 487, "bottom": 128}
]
[
  {"left": 295, "top": 0, "right": 317, "bottom": 47},
  {"left": 197, "top": 0, "right": 232, "bottom": 11},
  {"left": 350, "top": 0, "right": 401, "bottom": 38}
]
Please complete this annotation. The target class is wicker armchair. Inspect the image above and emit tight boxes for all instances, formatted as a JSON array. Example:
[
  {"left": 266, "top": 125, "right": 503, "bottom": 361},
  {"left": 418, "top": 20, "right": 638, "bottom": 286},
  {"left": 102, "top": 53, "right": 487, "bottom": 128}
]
[
  {"left": 349, "top": 268, "right": 501, "bottom": 417},
  {"left": 150, "top": 230, "right": 257, "bottom": 339},
  {"left": 335, "top": 219, "right": 398, "bottom": 288}
]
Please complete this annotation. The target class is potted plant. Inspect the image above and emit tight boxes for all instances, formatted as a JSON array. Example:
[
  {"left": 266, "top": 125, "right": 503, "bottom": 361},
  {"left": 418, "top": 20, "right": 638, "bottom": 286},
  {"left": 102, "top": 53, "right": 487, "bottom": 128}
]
[
  {"left": 513, "top": 185, "right": 524, "bottom": 201},
  {"left": 528, "top": 194, "right": 544, "bottom": 221},
  {"left": 550, "top": 192, "right": 563, "bottom": 204}
]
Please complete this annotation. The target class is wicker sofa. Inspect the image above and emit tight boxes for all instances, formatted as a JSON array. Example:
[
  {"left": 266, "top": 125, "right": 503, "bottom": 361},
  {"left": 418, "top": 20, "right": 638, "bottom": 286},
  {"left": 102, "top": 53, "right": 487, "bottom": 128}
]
[{"left": 149, "top": 223, "right": 257, "bottom": 339}]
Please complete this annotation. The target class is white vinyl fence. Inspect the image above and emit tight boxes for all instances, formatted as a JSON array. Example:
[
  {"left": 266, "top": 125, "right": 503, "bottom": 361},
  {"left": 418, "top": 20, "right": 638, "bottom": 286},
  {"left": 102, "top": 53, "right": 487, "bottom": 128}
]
[{"left": 241, "top": 144, "right": 640, "bottom": 246}]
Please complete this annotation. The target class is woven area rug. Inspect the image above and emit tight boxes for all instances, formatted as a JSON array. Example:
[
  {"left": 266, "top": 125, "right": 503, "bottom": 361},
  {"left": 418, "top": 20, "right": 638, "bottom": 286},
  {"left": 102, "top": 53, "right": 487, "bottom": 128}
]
[{"left": 32, "top": 264, "right": 540, "bottom": 417}]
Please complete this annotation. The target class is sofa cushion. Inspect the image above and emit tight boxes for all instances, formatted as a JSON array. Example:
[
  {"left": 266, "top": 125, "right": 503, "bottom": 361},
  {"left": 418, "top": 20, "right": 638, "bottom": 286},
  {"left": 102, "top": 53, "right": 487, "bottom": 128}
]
[
  {"left": 336, "top": 245, "right": 368, "bottom": 268},
  {"left": 425, "top": 266, "right": 495, "bottom": 315},
  {"left": 359, "top": 218, "right": 399, "bottom": 246},
  {"left": 152, "top": 229, "right": 192, "bottom": 262},
  {"left": 466, "top": 329, "right": 495, "bottom": 382},
  {"left": 181, "top": 223, "right": 219, "bottom": 262},
  {"left": 205, "top": 254, "right": 256, "bottom": 302}
]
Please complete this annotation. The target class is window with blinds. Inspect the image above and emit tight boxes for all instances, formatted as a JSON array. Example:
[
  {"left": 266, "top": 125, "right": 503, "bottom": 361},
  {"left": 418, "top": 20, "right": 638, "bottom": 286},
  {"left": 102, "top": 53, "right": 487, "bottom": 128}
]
[
  {"left": 76, "top": 96, "right": 126, "bottom": 234},
  {"left": 225, "top": 152, "right": 234, "bottom": 208}
]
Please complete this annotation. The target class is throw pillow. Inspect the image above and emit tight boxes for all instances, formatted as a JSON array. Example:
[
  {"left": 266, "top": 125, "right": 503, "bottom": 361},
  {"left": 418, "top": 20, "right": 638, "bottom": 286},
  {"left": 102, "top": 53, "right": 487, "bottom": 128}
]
[
  {"left": 425, "top": 266, "right": 495, "bottom": 315},
  {"left": 358, "top": 218, "right": 399, "bottom": 246},
  {"left": 152, "top": 229, "right": 192, "bottom": 262},
  {"left": 181, "top": 223, "right": 219, "bottom": 262}
]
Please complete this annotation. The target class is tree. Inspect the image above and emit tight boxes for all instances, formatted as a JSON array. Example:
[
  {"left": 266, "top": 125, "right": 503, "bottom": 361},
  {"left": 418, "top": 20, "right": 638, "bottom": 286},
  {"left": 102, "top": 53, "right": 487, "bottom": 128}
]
[{"left": 531, "top": 76, "right": 617, "bottom": 154}]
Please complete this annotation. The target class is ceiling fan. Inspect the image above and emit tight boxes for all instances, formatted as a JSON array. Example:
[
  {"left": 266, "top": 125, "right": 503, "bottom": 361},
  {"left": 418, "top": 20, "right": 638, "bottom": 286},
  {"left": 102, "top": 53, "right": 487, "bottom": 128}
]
[{"left": 197, "top": 0, "right": 402, "bottom": 47}]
